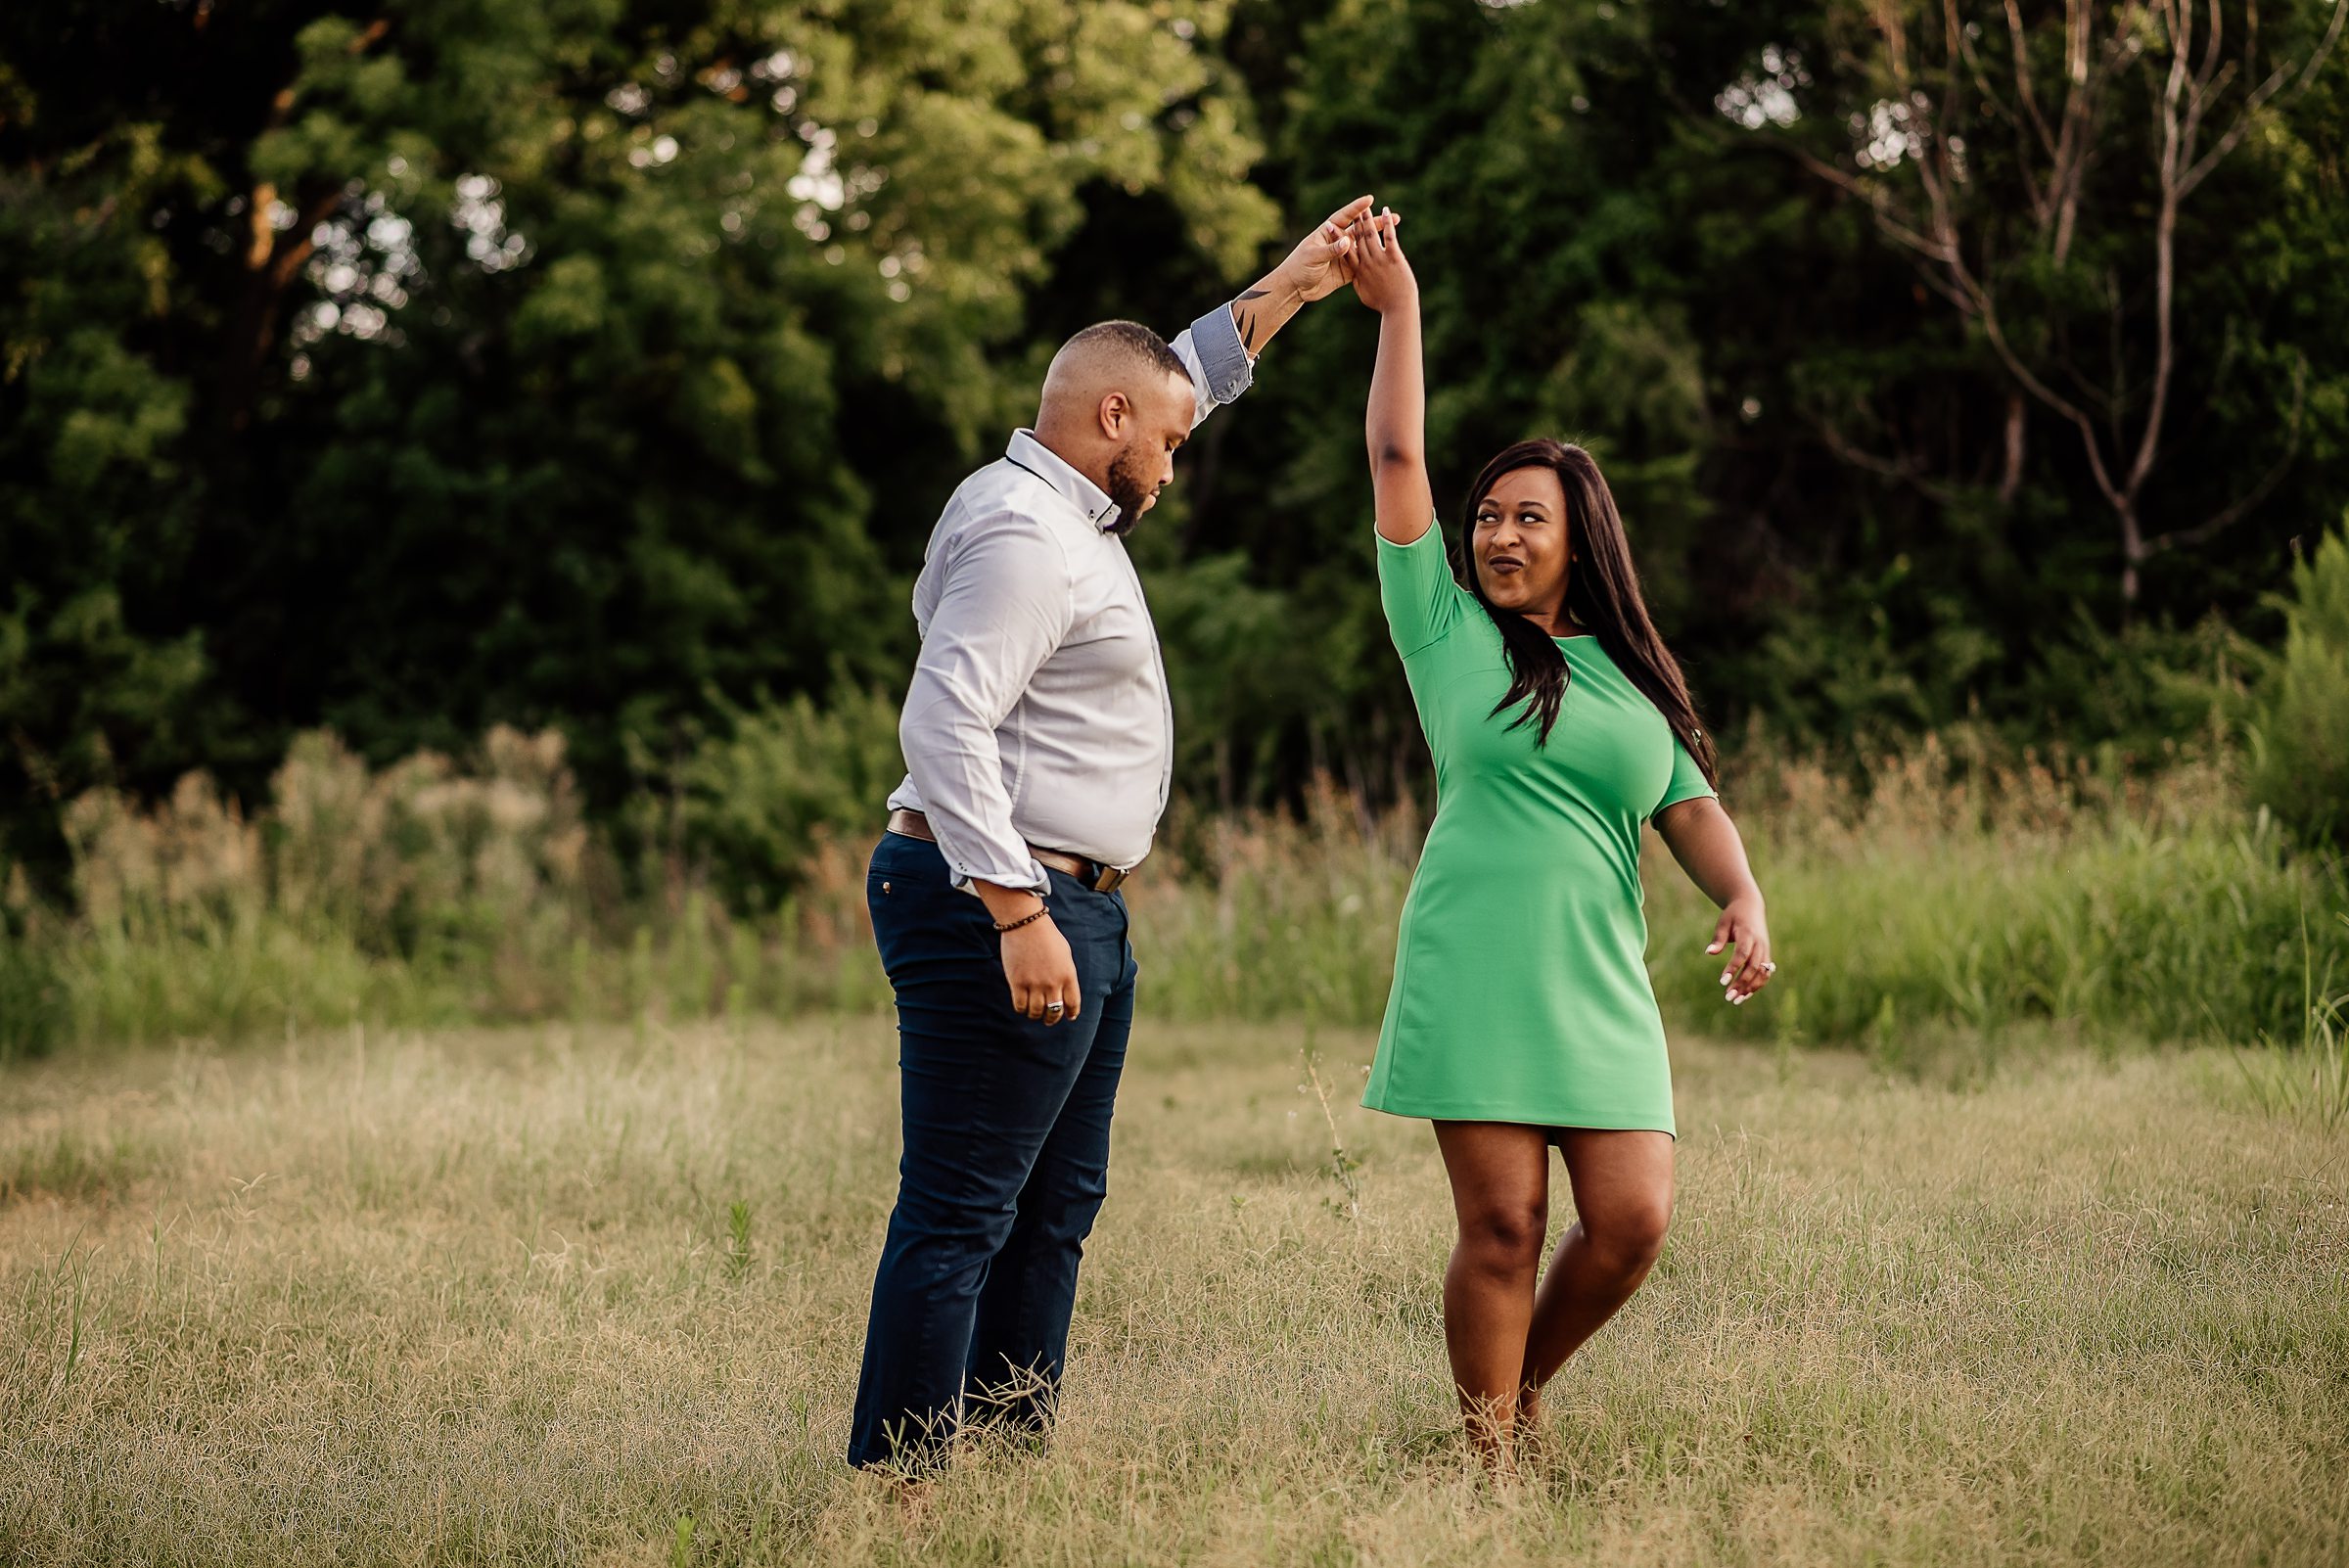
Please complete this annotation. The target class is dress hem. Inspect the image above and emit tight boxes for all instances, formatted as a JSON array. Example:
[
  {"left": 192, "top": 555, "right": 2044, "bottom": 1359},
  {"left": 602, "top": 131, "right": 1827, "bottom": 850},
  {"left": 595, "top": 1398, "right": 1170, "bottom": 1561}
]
[{"left": 1359, "top": 1096, "right": 1675, "bottom": 1137}]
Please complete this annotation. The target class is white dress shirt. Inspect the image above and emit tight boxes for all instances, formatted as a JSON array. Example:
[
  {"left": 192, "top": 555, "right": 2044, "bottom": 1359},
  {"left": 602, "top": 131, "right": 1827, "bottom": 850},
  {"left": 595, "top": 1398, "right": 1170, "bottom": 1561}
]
[{"left": 887, "top": 305, "right": 1256, "bottom": 894}]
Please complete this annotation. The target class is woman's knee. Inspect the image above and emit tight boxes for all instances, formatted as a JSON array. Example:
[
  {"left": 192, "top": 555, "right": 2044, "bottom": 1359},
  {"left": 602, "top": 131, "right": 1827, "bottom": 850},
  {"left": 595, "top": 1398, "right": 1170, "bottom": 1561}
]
[
  {"left": 1455, "top": 1199, "right": 1548, "bottom": 1272},
  {"left": 1585, "top": 1194, "right": 1671, "bottom": 1271}
]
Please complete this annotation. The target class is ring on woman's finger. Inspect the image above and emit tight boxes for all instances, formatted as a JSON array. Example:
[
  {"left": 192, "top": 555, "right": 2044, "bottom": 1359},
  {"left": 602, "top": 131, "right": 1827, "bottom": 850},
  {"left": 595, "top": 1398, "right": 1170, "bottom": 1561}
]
[{"left": 1044, "top": 999, "right": 1065, "bottom": 1019}]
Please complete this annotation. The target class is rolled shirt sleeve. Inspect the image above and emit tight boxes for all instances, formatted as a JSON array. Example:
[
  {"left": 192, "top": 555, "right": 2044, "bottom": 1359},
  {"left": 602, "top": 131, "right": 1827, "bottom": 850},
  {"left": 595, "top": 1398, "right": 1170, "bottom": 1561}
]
[
  {"left": 1167, "top": 301, "right": 1255, "bottom": 430},
  {"left": 897, "top": 514, "right": 1075, "bottom": 895}
]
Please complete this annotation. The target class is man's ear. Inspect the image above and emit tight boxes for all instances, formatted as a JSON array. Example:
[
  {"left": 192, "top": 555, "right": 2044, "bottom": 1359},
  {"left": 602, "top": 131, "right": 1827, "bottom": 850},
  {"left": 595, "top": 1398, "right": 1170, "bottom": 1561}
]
[{"left": 1096, "top": 392, "right": 1129, "bottom": 440}]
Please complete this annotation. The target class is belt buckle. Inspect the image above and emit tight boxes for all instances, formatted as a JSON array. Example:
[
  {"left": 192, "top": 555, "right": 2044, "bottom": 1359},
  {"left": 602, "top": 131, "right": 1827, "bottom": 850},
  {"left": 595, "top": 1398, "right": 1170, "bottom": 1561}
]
[{"left": 1092, "top": 864, "right": 1127, "bottom": 894}]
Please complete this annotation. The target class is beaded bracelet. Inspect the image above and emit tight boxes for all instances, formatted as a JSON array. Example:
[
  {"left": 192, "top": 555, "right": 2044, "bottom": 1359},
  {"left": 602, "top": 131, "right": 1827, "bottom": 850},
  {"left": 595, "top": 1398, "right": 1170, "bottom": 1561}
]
[{"left": 992, "top": 902, "right": 1051, "bottom": 933}]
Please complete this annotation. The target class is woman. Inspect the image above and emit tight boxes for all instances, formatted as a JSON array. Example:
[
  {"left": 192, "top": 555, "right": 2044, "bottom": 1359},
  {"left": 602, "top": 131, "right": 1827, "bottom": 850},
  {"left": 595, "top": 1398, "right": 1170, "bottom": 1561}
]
[{"left": 1346, "top": 208, "right": 1777, "bottom": 1464}]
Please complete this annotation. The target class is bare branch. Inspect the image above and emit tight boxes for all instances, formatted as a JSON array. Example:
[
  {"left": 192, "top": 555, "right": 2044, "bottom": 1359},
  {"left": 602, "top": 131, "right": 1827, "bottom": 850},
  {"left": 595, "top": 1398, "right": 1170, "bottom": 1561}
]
[
  {"left": 2124, "top": 0, "right": 2196, "bottom": 502},
  {"left": 1761, "top": 128, "right": 1958, "bottom": 260},
  {"left": 2196, "top": 0, "right": 2229, "bottom": 100},
  {"left": 1947, "top": 0, "right": 2013, "bottom": 123},
  {"left": 2142, "top": 354, "right": 2308, "bottom": 556},
  {"left": 1998, "top": 392, "right": 2028, "bottom": 503},
  {"left": 2179, "top": 0, "right": 2347, "bottom": 198},
  {"left": 271, "top": 189, "right": 345, "bottom": 289},
  {"left": 1811, "top": 414, "right": 1956, "bottom": 502},
  {"left": 1744, "top": 0, "right": 2330, "bottom": 603},
  {"left": 2045, "top": 0, "right": 2116, "bottom": 263},
  {"left": 242, "top": 19, "right": 391, "bottom": 278},
  {"left": 2005, "top": 0, "right": 2061, "bottom": 157},
  {"left": 1775, "top": 4, "right": 2130, "bottom": 509},
  {"left": 222, "top": 16, "right": 392, "bottom": 432},
  {"left": 1939, "top": 271, "right": 2120, "bottom": 515}
]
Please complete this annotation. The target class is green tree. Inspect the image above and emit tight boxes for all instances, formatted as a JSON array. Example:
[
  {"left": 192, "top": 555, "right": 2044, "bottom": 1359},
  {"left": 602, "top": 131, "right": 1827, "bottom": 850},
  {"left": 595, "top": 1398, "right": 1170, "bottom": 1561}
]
[
  {"left": 1736, "top": 0, "right": 2348, "bottom": 606},
  {"left": 1142, "top": 0, "right": 2349, "bottom": 800},
  {"left": 0, "top": 0, "right": 1278, "bottom": 874}
]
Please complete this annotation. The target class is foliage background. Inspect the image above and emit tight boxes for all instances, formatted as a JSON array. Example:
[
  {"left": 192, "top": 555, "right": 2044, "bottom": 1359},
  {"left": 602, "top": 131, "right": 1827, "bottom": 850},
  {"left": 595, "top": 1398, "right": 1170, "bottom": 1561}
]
[{"left": 4, "top": 0, "right": 2346, "bottom": 884}]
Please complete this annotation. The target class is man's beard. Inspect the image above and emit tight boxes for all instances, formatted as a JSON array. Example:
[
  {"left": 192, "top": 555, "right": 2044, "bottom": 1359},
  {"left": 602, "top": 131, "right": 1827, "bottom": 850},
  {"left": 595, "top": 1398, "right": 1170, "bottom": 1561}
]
[{"left": 1104, "top": 446, "right": 1156, "bottom": 535}]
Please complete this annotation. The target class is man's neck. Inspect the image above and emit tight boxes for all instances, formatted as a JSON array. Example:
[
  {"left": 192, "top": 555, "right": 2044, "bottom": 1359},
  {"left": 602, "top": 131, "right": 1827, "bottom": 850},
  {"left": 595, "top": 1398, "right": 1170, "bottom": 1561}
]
[
  {"left": 1009, "top": 428, "right": 1121, "bottom": 531},
  {"left": 1028, "top": 425, "right": 1113, "bottom": 497}
]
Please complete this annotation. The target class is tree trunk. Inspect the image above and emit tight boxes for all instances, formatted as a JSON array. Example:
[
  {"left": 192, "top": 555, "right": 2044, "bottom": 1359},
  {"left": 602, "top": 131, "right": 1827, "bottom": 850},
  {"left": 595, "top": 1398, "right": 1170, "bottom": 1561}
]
[
  {"left": 1998, "top": 393, "right": 2027, "bottom": 505},
  {"left": 2120, "top": 502, "right": 2144, "bottom": 607}
]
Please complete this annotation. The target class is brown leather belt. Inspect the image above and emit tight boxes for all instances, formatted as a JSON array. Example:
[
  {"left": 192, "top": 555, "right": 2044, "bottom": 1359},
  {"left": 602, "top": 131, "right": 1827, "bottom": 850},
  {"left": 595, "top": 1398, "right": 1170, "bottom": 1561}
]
[{"left": 886, "top": 808, "right": 1133, "bottom": 893}]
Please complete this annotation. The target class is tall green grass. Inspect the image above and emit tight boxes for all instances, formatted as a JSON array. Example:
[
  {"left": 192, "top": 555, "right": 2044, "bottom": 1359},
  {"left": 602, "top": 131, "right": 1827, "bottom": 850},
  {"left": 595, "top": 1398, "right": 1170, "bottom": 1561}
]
[
  {"left": 1, "top": 729, "right": 888, "bottom": 1059},
  {"left": 1646, "top": 739, "right": 2349, "bottom": 1051},
  {"left": 2244, "top": 521, "right": 2349, "bottom": 849},
  {"left": 4, "top": 726, "right": 2343, "bottom": 1061},
  {"left": 1132, "top": 740, "right": 2349, "bottom": 1052}
]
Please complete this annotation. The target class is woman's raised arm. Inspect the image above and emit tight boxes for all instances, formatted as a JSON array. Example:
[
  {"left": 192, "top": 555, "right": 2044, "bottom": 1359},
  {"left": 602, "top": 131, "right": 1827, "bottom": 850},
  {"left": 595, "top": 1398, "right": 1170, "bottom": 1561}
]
[{"left": 1352, "top": 209, "right": 1435, "bottom": 546}]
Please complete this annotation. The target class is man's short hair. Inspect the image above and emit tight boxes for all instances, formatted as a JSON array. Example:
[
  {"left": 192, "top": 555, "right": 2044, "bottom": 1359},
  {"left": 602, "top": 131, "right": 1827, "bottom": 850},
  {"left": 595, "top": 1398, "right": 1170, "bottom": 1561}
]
[{"left": 1059, "top": 320, "right": 1190, "bottom": 385}]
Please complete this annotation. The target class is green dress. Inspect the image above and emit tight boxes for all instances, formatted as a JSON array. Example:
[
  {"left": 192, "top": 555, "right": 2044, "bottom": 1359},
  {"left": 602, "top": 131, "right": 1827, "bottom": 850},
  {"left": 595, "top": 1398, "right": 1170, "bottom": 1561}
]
[{"left": 1360, "top": 525, "right": 1716, "bottom": 1135}]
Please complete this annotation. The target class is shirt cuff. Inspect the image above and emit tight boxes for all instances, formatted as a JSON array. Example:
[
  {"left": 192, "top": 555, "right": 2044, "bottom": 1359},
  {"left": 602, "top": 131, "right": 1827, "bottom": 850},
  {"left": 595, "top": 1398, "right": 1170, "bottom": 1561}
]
[
  {"left": 946, "top": 853, "right": 1051, "bottom": 899},
  {"left": 1181, "top": 301, "right": 1255, "bottom": 407}
]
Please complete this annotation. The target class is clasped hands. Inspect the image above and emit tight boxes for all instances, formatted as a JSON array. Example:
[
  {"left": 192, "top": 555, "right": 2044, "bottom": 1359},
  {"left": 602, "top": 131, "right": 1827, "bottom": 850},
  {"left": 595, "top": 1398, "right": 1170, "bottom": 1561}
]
[{"left": 1256, "top": 195, "right": 1412, "bottom": 315}]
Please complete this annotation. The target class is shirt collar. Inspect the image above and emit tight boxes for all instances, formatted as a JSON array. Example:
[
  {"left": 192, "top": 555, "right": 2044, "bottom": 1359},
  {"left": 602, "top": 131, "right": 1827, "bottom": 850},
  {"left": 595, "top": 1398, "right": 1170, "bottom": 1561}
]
[{"left": 1005, "top": 429, "right": 1122, "bottom": 533}]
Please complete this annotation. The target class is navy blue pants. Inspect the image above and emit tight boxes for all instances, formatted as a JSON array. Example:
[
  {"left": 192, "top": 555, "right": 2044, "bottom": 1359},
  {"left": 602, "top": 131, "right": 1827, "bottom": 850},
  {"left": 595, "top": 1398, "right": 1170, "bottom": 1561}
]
[{"left": 846, "top": 832, "right": 1139, "bottom": 1470}]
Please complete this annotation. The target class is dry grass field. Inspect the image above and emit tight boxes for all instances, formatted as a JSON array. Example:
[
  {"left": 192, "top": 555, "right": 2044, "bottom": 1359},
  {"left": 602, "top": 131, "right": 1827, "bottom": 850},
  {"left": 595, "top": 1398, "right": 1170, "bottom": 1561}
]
[{"left": 4, "top": 1017, "right": 2345, "bottom": 1566}]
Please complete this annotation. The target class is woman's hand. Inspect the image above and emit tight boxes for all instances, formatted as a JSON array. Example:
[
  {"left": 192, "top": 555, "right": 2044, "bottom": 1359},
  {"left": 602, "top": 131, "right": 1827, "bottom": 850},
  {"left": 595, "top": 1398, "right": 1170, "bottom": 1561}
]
[
  {"left": 1225, "top": 196, "right": 1373, "bottom": 358},
  {"left": 1655, "top": 797, "right": 1776, "bottom": 1006},
  {"left": 1707, "top": 897, "right": 1774, "bottom": 1005},
  {"left": 1348, "top": 208, "right": 1416, "bottom": 314}
]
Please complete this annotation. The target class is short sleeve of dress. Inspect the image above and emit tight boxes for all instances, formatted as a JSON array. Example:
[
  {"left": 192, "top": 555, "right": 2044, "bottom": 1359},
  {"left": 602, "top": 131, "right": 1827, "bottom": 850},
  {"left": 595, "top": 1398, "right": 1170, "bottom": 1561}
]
[
  {"left": 1376, "top": 522, "right": 1466, "bottom": 660},
  {"left": 1655, "top": 737, "right": 1717, "bottom": 816}
]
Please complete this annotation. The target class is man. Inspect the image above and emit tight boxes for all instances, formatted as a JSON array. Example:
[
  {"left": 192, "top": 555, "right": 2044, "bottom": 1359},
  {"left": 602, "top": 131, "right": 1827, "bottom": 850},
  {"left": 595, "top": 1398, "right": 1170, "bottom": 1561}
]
[{"left": 849, "top": 196, "right": 1375, "bottom": 1471}]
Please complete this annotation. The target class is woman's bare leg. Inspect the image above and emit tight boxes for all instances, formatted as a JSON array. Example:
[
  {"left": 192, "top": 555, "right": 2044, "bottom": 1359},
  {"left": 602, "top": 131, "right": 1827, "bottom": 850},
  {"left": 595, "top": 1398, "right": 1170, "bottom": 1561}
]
[
  {"left": 1431, "top": 1121, "right": 1553, "bottom": 1464},
  {"left": 1515, "top": 1130, "right": 1674, "bottom": 1432}
]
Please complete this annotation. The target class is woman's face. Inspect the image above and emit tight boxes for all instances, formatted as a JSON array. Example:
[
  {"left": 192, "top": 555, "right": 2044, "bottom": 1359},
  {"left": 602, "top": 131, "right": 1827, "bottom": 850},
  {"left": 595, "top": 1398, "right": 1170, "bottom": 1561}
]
[{"left": 1472, "top": 465, "right": 1572, "bottom": 622}]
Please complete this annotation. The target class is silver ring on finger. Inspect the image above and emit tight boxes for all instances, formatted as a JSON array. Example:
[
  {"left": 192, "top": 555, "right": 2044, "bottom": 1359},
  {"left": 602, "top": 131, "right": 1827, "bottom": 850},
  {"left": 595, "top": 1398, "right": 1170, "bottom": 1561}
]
[{"left": 1044, "top": 999, "right": 1065, "bottom": 1018}]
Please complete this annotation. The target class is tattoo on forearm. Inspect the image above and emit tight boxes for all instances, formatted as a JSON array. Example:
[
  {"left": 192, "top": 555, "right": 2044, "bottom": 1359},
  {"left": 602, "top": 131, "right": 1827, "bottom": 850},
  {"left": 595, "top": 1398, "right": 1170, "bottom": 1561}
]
[{"left": 1233, "top": 287, "right": 1268, "bottom": 352}]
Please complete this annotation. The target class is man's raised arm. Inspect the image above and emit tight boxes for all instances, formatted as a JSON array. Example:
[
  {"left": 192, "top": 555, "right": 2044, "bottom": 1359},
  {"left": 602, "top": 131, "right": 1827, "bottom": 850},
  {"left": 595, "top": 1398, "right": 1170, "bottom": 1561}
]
[{"left": 1167, "top": 195, "right": 1375, "bottom": 428}]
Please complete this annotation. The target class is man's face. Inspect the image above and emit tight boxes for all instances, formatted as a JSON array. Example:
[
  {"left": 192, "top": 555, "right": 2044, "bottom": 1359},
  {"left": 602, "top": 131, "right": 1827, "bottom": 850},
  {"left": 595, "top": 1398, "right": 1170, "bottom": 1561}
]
[{"left": 1104, "top": 370, "right": 1196, "bottom": 530}]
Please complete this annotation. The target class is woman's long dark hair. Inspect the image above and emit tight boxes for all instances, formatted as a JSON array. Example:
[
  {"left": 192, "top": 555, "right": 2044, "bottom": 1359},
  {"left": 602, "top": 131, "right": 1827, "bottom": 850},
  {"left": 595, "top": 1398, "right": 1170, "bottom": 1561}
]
[{"left": 1461, "top": 438, "right": 1718, "bottom": 789}]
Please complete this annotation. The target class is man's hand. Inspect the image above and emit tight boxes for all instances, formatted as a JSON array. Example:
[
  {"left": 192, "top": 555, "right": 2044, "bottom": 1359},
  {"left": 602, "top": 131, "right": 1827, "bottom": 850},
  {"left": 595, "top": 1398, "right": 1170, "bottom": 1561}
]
[
  {"left": 1001, "top": 916, "right": 1082, "bottom": 1025},
  {"left": 974, "top": 881, "right": 1082, "bottom": 1025},
  {"left": 1227, "top": 195, "right": 1375, "bottom": 356},
  {"left": 1346, "top": 207, "right": 1414, "bottom": 314},
  {"left": 1275, "top": 195, "right": 1376, "bottom": 302}
]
